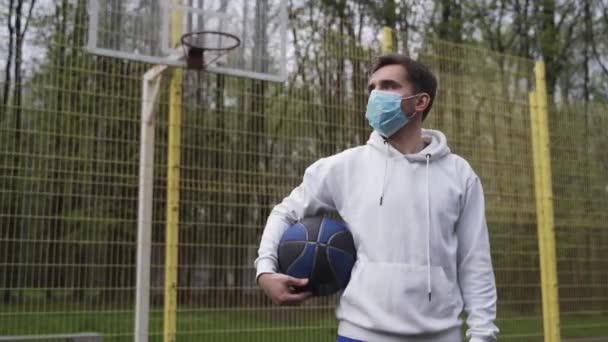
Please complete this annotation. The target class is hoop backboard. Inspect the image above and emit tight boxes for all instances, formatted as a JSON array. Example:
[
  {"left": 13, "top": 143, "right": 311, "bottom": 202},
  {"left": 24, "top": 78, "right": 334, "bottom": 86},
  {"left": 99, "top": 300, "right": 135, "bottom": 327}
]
[{"left": 87, "top": 0, "right": 288, "bottom": 82}]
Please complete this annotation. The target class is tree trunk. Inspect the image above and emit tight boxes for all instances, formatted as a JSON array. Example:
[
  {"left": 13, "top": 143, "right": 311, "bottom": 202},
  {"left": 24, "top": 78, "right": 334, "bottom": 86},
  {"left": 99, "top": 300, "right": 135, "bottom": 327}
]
[
  {"left": 436, "top": 0, "right": 463, "bottom": 142},
  {"left": 583, "top": 0, "right": 591, "bottom": 103},
  {"left": 1, "top": 0, "right": 16, "bottom": 305},
  {"left": 3, "top": 0, "right": 36, "bottom": 305},
  {"left": 539, "top": 0, "right": 558, "bottom": 95},
  {"left": 1, "top": 0, "right": 15, "bottom": 123}
]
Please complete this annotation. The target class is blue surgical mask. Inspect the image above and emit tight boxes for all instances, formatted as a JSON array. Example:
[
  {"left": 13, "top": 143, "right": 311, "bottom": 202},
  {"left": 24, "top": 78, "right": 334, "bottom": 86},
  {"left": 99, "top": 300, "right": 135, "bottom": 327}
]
[{"left": 365, "top": 90, "right": 419, "bottom": 137}]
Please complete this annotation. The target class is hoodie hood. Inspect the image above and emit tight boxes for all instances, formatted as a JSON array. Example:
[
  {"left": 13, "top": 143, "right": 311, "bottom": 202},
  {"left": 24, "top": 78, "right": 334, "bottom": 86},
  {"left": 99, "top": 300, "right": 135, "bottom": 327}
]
[{"left": 367, "top": 128, "right": 451, "bottom": 162}]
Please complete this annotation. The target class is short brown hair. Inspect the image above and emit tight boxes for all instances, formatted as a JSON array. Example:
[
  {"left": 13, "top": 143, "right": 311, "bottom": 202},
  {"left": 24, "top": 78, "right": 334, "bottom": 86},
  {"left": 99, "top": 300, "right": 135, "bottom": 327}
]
[{"left": 369, "top": 54, "right": 438, "bottom": 120}]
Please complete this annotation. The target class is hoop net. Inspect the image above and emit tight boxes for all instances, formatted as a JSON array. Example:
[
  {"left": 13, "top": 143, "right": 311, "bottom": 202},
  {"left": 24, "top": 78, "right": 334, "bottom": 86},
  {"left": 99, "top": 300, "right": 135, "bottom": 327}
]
[{"left": 180, "top": 31, "right": 241, "bottom": 69}]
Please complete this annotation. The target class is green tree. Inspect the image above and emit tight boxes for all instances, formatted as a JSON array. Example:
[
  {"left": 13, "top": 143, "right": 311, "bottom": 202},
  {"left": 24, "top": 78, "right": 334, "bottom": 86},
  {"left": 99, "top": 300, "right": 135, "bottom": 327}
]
[{"left": 1, "top": 0, "right": 37, "bottom": 304}]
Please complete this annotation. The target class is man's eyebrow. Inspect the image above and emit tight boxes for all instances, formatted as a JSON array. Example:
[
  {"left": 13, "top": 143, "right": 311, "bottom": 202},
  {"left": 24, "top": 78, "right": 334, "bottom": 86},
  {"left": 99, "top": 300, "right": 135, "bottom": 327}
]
[
  {"left": 368, "top": 79, "right": 402, "bottom": 91},
  {"left": 379, "top": 79, "right": 401, "bottom": 87}
]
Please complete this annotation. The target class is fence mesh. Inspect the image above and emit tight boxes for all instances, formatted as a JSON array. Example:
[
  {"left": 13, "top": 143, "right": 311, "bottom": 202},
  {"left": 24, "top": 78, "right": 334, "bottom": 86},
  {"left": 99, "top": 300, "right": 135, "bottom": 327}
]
[
  {"left": 549, "top": 101, "right": 608, "bottom": 339},
  {"left": 0, "top": 2, "right": 607, "bottom": 342}
]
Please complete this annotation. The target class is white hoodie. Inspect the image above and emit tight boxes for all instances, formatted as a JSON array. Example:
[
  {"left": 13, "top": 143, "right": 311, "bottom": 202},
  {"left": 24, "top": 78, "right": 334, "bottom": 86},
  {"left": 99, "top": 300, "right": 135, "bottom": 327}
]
[{"left": 255, "top": 129, "right": 498, "bottom": 342}]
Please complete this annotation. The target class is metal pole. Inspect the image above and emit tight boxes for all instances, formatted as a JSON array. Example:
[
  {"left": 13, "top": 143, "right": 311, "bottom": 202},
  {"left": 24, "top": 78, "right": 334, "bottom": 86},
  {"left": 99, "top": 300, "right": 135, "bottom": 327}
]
[
  {"left": 529, "top": 61, "right": 561, "bottom": 342},
  {"left": 135, "top": 65, "right": 166, "bottom": 342}
]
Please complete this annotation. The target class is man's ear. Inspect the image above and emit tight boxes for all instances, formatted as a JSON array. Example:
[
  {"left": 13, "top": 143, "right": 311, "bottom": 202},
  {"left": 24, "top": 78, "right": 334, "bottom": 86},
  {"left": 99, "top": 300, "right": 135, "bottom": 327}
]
[{"left": 414, "top": 93, "right": 431, "bottom": 114}]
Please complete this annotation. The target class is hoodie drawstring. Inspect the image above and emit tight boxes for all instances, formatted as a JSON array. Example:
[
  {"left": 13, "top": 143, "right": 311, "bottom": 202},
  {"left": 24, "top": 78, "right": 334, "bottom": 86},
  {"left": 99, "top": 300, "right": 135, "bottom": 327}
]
[
  {"left": 380, "top": 140, "right": 389, "bottom": 206},
  {"left": 426, "top": 153, "right": 432, "bottom": 301},
  {"left": 377, "top": 138, "right": 433, "bottom": 301}
]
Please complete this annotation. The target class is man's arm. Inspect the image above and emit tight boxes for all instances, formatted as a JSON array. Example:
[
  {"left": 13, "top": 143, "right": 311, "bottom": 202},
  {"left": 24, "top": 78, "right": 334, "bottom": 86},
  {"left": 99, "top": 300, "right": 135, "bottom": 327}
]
[
  {"left": 456, "top": 176, "right": 499, "bottom": 342},
  {"left": 255, "top": 157, "right": 337, "bottom": 280}
]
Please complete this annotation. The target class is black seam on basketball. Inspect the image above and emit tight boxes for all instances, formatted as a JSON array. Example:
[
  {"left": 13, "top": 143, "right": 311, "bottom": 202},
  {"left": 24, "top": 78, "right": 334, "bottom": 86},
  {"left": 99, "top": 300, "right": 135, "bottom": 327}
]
[
  {"left": 326, "top": 230, "right": 356, "bottom": 255},
  {"left": 326, "top": 245, "right": 355, "bottom": 256},
  {"left": 310, "top": 241, "right": 319, "bottom": 291},
  {"left": 326, "top": 246, "right": 354, "bottom": 289},
  {"left": 325, "top": 230, "right": 339, "bottom": 245},
  {"left": 310, "top": 218, "right": 327, "bottom": 292},
  {"left": 325, "top": 246, "right": 340, "bottom": 290},
  {"left": 309, "top": 219, "right": 329, "bottom": 292},
  {"left": 281, "top": 222, "right": 309, "bottom": 274},
  {"left": 317, "top": 219, "right": 324, "bottom": 243},
  {"left": 283, "top": 241, "right": 315, "bottom": 276}
]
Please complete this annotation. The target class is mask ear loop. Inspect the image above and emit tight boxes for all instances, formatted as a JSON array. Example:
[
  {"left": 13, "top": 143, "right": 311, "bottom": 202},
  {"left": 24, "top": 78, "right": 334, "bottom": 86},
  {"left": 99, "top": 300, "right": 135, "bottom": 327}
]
[
  {"left": 406, "top": 110, "right": 420, "bottom": 120},
  {"left": 402, "top": 93, "right": 427, "bottom": 120}
]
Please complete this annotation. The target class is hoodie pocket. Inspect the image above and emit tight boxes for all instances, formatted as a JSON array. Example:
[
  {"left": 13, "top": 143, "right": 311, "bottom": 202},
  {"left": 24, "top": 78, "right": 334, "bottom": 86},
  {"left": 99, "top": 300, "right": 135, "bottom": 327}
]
[{"left": 338, "top": 261, "right": 460, "bottom": 334}]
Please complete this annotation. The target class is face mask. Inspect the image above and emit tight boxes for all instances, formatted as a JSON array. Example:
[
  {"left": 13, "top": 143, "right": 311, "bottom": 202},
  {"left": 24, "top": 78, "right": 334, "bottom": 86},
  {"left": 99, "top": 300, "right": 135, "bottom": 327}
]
[{"left": 365, "top": 89, "right": 419, "bottom": 137}]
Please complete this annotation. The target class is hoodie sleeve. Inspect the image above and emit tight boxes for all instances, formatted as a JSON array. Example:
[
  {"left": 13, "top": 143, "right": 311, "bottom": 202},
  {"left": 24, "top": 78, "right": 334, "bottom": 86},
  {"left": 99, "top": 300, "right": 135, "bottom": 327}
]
[
  {"left": 254, "top": 158, "right": 337, "bottom": 280},
  {"left": 456, "top": 176, "right": 499, "bottom": 342}
]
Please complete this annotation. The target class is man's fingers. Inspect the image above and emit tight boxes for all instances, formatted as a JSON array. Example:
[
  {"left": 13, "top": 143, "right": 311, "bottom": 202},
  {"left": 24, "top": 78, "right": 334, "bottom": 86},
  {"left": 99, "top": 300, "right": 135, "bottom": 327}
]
[
  {"left": 285, "top": 276, "right": 308, "bottom": 287},
  {"left": 280, "top": 291, "right": 313, "bottom": 305}
]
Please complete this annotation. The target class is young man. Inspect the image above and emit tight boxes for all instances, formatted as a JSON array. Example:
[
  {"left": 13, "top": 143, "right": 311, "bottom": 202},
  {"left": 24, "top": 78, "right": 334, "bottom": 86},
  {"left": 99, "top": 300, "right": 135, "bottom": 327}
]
[{"left": 255, "top": 53, "right": 498, "bottom": 342}]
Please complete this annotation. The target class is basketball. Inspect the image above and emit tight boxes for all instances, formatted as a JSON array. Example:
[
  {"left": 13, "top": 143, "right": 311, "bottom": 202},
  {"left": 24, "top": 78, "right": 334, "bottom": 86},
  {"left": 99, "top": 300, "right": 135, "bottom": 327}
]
[{"left": 277, "top": 216, "right": 356, "bottom": 296}]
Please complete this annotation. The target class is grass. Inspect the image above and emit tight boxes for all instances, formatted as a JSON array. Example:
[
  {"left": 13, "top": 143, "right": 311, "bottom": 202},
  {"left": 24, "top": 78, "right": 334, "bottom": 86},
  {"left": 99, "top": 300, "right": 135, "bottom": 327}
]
[
  {"left": 495, "top": 313, "right": 608, "bottom": 341},
  {"left": 1, "top": 303, "right": 608, "bottom": 341},
  {"left": 0, "top": 303, "right": 337, "bottom": 342}
]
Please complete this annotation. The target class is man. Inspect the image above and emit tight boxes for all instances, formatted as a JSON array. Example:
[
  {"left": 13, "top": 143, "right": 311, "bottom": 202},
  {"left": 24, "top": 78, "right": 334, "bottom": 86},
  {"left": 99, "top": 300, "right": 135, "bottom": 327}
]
[{"left": 255, "top": 53, "right": 498, "bottom": 342}]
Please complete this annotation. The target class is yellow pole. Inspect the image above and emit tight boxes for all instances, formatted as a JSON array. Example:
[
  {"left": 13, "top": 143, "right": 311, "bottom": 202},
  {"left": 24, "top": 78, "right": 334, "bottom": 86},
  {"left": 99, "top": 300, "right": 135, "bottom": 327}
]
[
  {"left": 164, "top": 2, "right": 182, "bottom": 342},
  {"left": 530, "top": 66, "right": 552, "bottom": 342},
  {"left": 529, "top": 61, "right": 561, "bottom": 342},
  {"left": 382, "top": 26, "right": 394, "bottom": 54},
  {"left": 529, "top": 89, "right": 551, "bottom": 339}
]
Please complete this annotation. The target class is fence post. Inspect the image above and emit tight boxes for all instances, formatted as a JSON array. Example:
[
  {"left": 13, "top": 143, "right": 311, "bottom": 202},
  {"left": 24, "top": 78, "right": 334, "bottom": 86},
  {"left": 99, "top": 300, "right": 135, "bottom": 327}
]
[
  {"left": 529, "top": 61, "right": 561, "bottom": 342},
  {"left": 164, "top": 1, "right": 183, "bottom": 341}
]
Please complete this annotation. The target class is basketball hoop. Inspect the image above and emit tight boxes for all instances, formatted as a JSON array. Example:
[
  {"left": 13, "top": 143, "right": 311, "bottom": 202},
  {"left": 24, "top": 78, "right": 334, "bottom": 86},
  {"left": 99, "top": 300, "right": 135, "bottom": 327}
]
[{"left": 180, "top": 31, "right": 241, "bottom": 70}]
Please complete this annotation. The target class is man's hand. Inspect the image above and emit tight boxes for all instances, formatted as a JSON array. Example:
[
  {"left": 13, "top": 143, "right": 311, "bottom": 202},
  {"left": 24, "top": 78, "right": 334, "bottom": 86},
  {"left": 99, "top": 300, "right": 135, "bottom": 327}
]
[{"left": 257, "top": 273, "right": 313, "bottom": 306}]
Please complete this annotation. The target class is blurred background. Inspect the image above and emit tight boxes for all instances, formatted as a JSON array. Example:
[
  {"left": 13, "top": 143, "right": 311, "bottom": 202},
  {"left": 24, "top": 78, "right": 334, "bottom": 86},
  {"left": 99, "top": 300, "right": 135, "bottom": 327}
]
[{"left": 0, "top": 0, "right": 607, "bottom": 341}]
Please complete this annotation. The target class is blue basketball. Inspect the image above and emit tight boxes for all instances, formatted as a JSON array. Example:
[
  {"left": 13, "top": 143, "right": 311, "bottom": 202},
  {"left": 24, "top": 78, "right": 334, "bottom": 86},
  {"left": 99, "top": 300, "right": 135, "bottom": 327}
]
[{"left": 277, "top": 216, "right": 356, "bottom": 296}]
